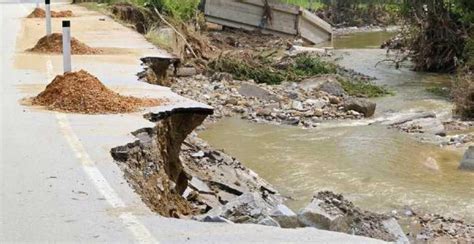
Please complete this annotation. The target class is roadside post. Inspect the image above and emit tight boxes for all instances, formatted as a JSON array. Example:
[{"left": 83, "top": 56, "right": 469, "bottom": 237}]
[
  {"left": 45, "top": 0, "right": 51, "bottom": 35},
  {"left": 62, "top": 20, "right": 71, "bottom": 73}
]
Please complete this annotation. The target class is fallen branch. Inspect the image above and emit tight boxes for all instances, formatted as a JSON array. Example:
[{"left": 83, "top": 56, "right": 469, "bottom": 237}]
[
  {"left": 375, "top": 52, "right": 409, "bottom": 69},
  {"left": 153, "top": 7, "right": 198, "bottom": 59}
]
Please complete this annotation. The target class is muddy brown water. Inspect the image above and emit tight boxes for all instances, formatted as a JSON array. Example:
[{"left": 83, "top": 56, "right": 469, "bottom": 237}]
[{"left": 200, "top": 32, "right": 474, "bottom": 221}]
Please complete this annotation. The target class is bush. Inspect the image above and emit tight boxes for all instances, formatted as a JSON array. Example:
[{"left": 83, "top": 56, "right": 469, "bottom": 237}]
[
  {"left": 147, "top": 0, "right": 199, "bottom": 21},
  {"left": 209, "top": 53, "right": 339, "bottom": 85},
  {"left": 453, "top": 73, "right": 474, "bottom": 118},
  {"left": 290, "top": 53, "right": 337, "bottom": 76},
  {"left": 339, "top": 78, "right": 393, "bottom": 98},
  {"left": 209, "top": 56, "right": 286, "bottom": 85}
]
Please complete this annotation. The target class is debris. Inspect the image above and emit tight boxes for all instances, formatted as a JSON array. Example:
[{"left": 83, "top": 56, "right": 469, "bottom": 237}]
[
  {"left": 297, "top": 191, "right": 403, "bottom": 242},
  {"left": 28, "top": 33, "right": 101, "bottom": 55},
  {"left": 31, "top": 70, "right": 163, "bottom": 114},
  {"left": 27, "top": 8, "right": 73, "bottom": 18}
]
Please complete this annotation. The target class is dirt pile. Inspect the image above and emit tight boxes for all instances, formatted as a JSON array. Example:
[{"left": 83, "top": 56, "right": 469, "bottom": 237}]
[
  {"left": 32, "top": 70, "right": 163, "bottom": 114},
  {"left": 28, "top": 33, "right": 101, "bottom": 55},
  {"left": 27, "top": 8, "right": 73, "bottom": 18}
]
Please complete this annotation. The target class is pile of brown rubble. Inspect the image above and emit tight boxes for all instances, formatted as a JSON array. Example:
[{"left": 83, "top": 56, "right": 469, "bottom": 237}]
[
  {"left": 28, "top": 33, "right": 101, "bottom": 55},
  {"left": 32, "top": 70, "right": 163, "bottom": 114},
  {"left": 27, "top": 7, "right": 73, "bottom": 18}
]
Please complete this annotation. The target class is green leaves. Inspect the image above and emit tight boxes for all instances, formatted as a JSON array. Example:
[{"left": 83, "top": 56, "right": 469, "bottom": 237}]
[{"left": 147, "top": 0, "right": 199, "bottom": 21}]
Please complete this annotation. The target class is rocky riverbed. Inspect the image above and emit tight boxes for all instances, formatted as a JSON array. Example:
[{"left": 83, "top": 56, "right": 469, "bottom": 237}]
[{"left": 169, "top": 72, "right": 381, "bottom": 128}]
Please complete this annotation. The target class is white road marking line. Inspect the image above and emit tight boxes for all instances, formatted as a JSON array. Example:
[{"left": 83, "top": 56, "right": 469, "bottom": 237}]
[
  {"left": 14, "top": 2, "right": 158, "bottom": 242},
  {"left": 55, "top": 113, "right": 157, "bottom": 244}
]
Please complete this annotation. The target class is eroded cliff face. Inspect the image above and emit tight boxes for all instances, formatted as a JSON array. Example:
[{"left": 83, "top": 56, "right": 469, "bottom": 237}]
[
  {"left": 110, "top": 106, "right": 284, "bottom": 220},
  {"left": 111, "top": 108, "right": 211, "bottom": 217}
]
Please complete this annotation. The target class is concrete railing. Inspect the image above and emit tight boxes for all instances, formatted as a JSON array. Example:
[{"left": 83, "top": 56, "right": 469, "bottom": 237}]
[{"left": 202, "top": 0, "right": 333, "bottom": 45}]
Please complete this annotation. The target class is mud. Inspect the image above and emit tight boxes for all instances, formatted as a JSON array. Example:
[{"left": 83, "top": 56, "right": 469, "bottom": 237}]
[
  {"left": 110, "top": 3, "right": 157, "bottom": 34},
  {"left": 27, "top": 8, "right": 73, "bottom": 18},
  {"left": 31, "top": 70, "right": 163, "bottom": 114},
  {"left": 111, "top": 108, "right": 212, "bottom": 217},
  {"left": 28, "top": 33, "right": 102, "bottom": 55}
]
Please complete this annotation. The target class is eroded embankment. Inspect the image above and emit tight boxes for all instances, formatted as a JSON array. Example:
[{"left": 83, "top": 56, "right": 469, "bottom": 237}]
[
  {"left": 111, "top": 108, "right": 212, "bottom": 217},
  {"left": 109, "top": 105, "right": 416, "bottom": 243},
  {"left": 110, "top": 107, "right": 286, "bottom": 220}
]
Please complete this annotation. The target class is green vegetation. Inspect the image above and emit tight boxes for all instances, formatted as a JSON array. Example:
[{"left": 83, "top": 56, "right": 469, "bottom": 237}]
[
  {"left": 426, "top": 86, "right": 451, "bottom": 98},
  {"left": 278, "top": 0, "right": 324, "bottom": 10},
  {"left": 209, "top": 55, "right": 286, "bottom": 85},
  {"left": 147, "top": 0, "right": 200, "bottom": 21},
  {"left": 290, "top": 54, "right": 337, "bottom": 76},
  {"left": 339, "top": 78, "right": 393, "bottom": 98},
  {"left": 453, "top": 74, "right": 474, "bottom": 118},
  {"left": 210, "top": 53, "right": 391, "bottom": 97},
  {"left": 463, "top": 37, "right": 474, "bottom": 70},
  {"left": 209, "top": 53, "right": 340, "bottom": 85},
  {"left": 145, "top": 27, "right": 173, "bottom": 52}
]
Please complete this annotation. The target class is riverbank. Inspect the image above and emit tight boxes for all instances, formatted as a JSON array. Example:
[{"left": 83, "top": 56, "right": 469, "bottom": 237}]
[{"left": 75, "top": 2, "right": 473, "bottom": 243}]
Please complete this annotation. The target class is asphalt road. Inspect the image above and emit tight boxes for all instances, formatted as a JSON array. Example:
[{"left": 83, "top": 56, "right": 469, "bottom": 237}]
[{"left": 0, "top": 1, "right": 386, "bottom": 243}]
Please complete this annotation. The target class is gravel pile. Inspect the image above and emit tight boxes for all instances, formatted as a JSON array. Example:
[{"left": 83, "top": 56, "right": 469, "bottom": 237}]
[
  {"left": 28, "top": 33, "right": 101, "bottom": 55},
  {"left": 32, "top": 70, "right": 163, "bottom": 114},
  {"left": 27, "top": 8, "right": 73, "bottom": 18}
]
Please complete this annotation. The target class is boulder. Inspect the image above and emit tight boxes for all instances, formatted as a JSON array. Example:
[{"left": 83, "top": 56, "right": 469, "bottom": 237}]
[
  {"left": 344, "top": 97, "right": 376, "bottom": 117},
  {"left": 216, "top": 192, "right": 276, "bottom": 224},
  {"left": 303, "top": 99, "right": 327, "bottom": 109},
  {"left": 291, "top": 100, "right": 304, "bottom": 111},
  {"left": 299, "top": 75, "right": 346, "bottom": 97},
  {"left": 297, "top": 198, "right": 350, "bottom": 232},
  {"left": 398, "top": 118, "right": 446, "bottom": 136},
  {"left": 202, "top": 215, "right": 233, "bottom": 224},
  {"left": 297, "top": 191, "right": 405, "bottom": 243},
  {"left": 381, "top": 112, "right": 436, "bottom": 126},
  {"left": 189, "top": 177, "right": 212, "bottom": 194},
  {"left": 382, "top": 218, "right": 410, "bottom": 244},
  {"left": 319, "top": 81, "right": 346, "bottom": 97},
  {"left": 238, "top": 83, "right": 279, "bottom": 101},
  {"left": 270, "top": 204, "right": 301, "bottom": 228},
  {"left": 257, "top": 216, "right": 281, "bottom": 227},
  {"left": 288, "top": 45, "right": 327, "bottom": 56},
  {"left": 459, "top": 146, "right": 474, "bottom": 171}
]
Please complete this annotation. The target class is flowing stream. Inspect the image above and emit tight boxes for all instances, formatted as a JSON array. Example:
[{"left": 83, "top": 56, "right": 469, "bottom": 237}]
[{"left": 199, "top": 32, "right": 474, "bottom": 221}]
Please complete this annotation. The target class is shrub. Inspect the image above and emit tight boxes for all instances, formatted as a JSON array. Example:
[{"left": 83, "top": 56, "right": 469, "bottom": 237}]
[
  {"left": 453, "top": 73, "right": 474, "bottom": 118},
  {"left": 147, "top": 0, "right": 199, "bottom": 21}
]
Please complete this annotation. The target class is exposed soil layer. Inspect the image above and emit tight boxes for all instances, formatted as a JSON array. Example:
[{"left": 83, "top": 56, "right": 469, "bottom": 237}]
[
  {"left": 28, "top": 33, "right": 101, "bottom": 55},
  {"left": 27, "top": 8, "right": 73, "bottom": 18},
  {"left": 111, "top": 110, "right": 213, "bottom": 217},
  {"left": 111, "top": 3, "right": 157, "bottom": 34},
  {"left": 32, "top": 70, "right": 163, "bottom": 114}
]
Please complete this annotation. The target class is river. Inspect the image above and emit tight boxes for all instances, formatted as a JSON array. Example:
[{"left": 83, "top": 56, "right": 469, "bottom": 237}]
[{"left": 199, "top": 32, "right": 474, "bottom": 221}]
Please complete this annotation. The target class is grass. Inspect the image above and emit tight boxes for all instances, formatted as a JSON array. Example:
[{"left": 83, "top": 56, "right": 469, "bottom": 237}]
[
  {"left": 148, "top": 0, "right": 200, "bottom": 21},
  {"left": 209, "top": 55, "right": 286, "bottom": 85},
  {"left": 278, "top": 0, "right": 325, "bottom": 10},
  {"left": 145, "top": 27, "right": 173, "bottom": 52},
  {"left": 339, "top": 78, "right": 393, "bottom": 98},
  {"left": 210, "top": 53, "right": 391, "bottom": 99},
  {"left": 426, "top": 86, "right": 451, "bottom": 98},
  {"left": 209, "top": 53, "right": 340, "bottom": 85},
  {"left": 289, "top": 54, "right": 337, "bottom": 77}
]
